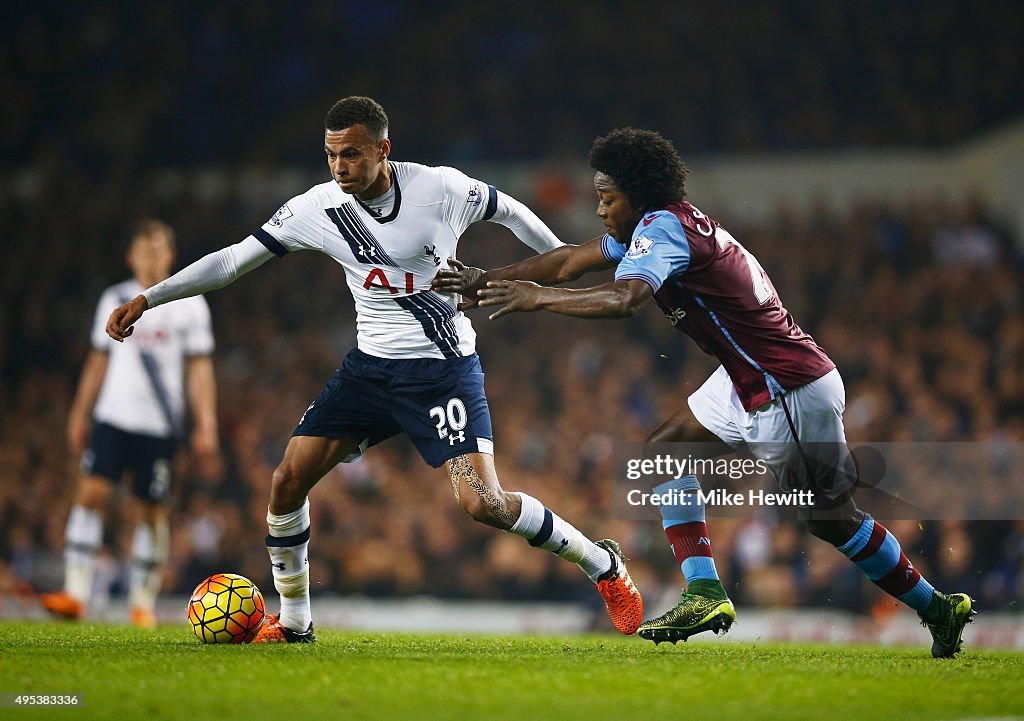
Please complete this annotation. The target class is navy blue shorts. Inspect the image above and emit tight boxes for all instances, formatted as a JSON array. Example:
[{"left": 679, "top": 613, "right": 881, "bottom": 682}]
[
  {"left": 81, "top": 422, "right": 178, "bottom": 502},
  {"left": 293, "top": 349, "right": 494, "bottom": 468}
]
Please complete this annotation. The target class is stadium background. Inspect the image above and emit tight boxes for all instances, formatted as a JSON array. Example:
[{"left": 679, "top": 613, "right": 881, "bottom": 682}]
[{"left": 1, "top": 1, "right": 1022, "bottom": 633}]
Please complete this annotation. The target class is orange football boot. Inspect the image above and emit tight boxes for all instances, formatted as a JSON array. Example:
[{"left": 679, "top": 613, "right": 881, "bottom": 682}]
[
  {"left": 40, "top": 591, "right": 85, "bottom": 620},
  {"left": 594, "top": 539, "right": 644, "bottom": 635},
  {"left": 252, "top": 614, "right": 316, "bottom": 644},
  {"left": 131, "top": 607, "right": 157, "bottom": 628}
]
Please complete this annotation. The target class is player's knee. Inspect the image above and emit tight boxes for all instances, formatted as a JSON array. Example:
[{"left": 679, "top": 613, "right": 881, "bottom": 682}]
[
  {"left": 458, "top": 489, "right": 491, "bottom": 523},
  {"left": 646, "top": 415, "right": 707, "bottom": 444},
  {"left": 457, "top": 483, "right": 515, "bottom": 529},
  {"left": 805, "top": 499, "right": 864, "bottom": 545},
  {"left": 136, "top": 500, "right": 166, "bottom": 525},
  {"left": 76, "top": 476, "right": 112, "bottom": 509},
  {"left": 646, "top": 422, "right": 683, "bottom": 445},
  {"left": 270, "top": 462, "right": 314, "bottom": 509},
  {"left": 806, "top": 517, "right": 862, "bottom": 546}
]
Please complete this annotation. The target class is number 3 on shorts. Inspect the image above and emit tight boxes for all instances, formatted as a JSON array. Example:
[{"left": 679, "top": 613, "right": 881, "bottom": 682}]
[{"left": 429, "top": 398, "right": 468, "bottom": 440}]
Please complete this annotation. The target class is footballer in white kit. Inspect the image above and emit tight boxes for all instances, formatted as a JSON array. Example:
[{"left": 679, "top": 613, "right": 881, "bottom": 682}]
[
  {"left": 89, "top": 278, "right": 213, "bottom": 446},
  {"left": 42, "top": 220, "right": 218, "bottom": 628},
  {"left": 105, "top": 97, "right": 644, "bottom": 643}
]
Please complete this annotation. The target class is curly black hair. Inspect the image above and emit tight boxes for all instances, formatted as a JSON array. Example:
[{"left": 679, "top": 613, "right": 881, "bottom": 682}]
[
  {"left": 325, "top": 96, "right": 389, "bottom": 139},
  {"left": 589, "top": 128, "right": 687, "bottom": 210}
]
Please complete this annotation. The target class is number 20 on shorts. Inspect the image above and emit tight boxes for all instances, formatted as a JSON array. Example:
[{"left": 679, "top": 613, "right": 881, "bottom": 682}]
[{"left": 429, "top": 398, "right": 468, "bottom": 445}]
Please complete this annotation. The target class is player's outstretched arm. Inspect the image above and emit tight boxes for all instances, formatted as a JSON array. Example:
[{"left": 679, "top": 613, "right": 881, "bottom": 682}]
[
  {"left": 105, "top": 236, "right": 275, "bottom": 342},
  {"left": 431, "top": 236, "right": 613, "bottom": 300},
  {"left": 477, "top": 278, "right": 653, "bottom": 320}
]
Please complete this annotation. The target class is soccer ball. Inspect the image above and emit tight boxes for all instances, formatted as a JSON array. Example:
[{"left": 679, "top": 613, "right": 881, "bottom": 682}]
[{"left": 186, "top": 573, "right": 266, "bottom": 644}]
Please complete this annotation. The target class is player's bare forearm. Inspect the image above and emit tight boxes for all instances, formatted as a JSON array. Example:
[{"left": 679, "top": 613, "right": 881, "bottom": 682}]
[
  {"left": 431, "top": 237, "right": 611, "bottom": 297},
  {"left": 492, "top": 237, "right": 611, "bottom": 284},
  {"left": 477, "top": 279, "right": 653, "bottom": 320},
  {"left": 186, "top": 355, "right": 219, "bottom": 455},
  {"left": 106, "top": 295, "right": 149, "bottom": 342},
  {"left": 67, "top": 351, "right": 109, "bottom": 452}
]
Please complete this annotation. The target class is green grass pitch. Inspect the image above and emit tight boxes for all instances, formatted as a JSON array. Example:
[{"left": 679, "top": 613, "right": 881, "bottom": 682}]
[{"left": 1, "top": 622, "right": 1021, "bottom": 721}]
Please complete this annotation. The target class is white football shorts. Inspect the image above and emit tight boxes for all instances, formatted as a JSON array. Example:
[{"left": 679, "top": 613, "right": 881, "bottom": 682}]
[{"left": 688, "top": 366, "right": 851, "bottom": 495}]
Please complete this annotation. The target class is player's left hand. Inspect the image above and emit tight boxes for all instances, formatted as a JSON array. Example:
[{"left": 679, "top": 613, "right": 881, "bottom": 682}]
[
  {"left": 191, "top": 425, "right": 223, "bottom": 478},
  {"left": 477, "top": 280, "right": 543, "bottom": 320},
  {"left": 191, "top": 425, "right": 219, "bottom": 457}
]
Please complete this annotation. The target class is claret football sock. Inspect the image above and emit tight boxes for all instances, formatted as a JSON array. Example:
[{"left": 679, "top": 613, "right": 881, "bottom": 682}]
[
  {"left": 64, "top": 504, "right": 103, "bottom": 604},
  {"left": 655, "top": 476, "right": 723, "bottom": 587},
  {"left": 836, "top": 514, "right": 935, "bottom": 612},
  {"left": 510, "top": 492, "right": 612, "bottom": 582},
  {"left": 266, "top": 498, "right": 312, "bottom": 631}
]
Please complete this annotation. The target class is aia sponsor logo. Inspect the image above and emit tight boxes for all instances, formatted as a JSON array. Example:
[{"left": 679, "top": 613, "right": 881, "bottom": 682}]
[{"left": 130, "top": 327, "right": 169, "bottom": 350}]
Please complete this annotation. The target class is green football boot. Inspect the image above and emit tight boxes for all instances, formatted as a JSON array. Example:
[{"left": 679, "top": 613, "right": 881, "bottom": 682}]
[
  {"left": 920, "top": 592, "right": 975, "bottom": 658},
  {"left": 638, "top": 582, "right": 736, "bottom": 644}
]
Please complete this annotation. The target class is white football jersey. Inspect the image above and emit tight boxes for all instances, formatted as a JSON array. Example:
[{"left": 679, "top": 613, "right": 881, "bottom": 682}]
[
  {"left": 91, "top": 279, "right": 214, "bottom": 437},
  {"left": 253, "top": 162, "right": 538, "bottom": 359}
]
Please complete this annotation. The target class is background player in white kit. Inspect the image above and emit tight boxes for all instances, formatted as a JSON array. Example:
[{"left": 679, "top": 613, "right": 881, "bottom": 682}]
[
  {"left": 42, "top": 220, "right": 219, "bottom": 627},
  {"left": 105, "top": 97, "right": 643, "bottom": 642}
]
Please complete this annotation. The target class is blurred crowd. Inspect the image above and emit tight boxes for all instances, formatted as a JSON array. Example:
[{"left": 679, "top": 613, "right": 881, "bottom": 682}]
[
  {"left": 1, "top": 160, "right": 1022, "bottom": 619},
  {"left": 3, "top": 1, "right": 1023, "bottom": 172}
]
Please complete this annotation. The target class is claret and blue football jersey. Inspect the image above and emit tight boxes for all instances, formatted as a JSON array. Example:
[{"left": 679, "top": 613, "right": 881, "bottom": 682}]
[{"left": 603, "top": 201, "right": 835, "bottom": 411}]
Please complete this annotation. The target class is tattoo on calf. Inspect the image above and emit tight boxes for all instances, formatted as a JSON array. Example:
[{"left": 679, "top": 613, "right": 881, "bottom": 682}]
[
  {"left": 448, "top": 455, "right": 516, "bottom": 527},
  {"left": 447, "top": 461, "right": 461, "bottom": 502}
]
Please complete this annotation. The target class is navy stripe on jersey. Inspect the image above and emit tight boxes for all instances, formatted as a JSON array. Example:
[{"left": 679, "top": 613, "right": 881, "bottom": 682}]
[
  {"left": 417, "top": 291, "right": 463, "bottom": 348},
  {"left": 483, "top": 185, "right": 498, "bottom": 221},
  {"left": 138, "top": 351, "right": 184, "bottom": 437},
  {"left": 395, "top": 292, "right": 462, "bottom": 359},
  {"left": 115, "top": 289, "right": 185, "bottom": 437},
  {"left": 325, "top": 205, "right": 399, "bottom": 267},
  {"left": 253, "top": 228, "right": 288, "bottom": 257},
  {"left": 409, "top": 291, "right": 462, "bottom": 358}
]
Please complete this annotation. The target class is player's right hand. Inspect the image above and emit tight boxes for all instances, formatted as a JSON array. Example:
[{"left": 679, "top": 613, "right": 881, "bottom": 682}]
[
  {"left": 432, "top": 259, "right": 486, "bottom": 310},
  {"left": 106, "top": 295, "right": 149, "bottom": 342}
]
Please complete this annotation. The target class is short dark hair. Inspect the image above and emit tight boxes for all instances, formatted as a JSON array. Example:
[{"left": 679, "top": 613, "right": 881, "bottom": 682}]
[
  {"left": 324, "top": 96, "right": 389, "bottom": 139},
  {"left": 130, "top": 218, "right": 175, "bottom": 250},
  {"left": 589, "top": 128, "right": 688, "bottom": 210}
]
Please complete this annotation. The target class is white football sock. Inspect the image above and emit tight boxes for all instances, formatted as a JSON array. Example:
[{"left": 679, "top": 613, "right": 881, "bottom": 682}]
[
  {"left": 64, "top": 505, "right": 103, "bottom": 604},
  {"left": 510, "top": 493, "right": 612, "bottom": 582},
  {"left": 128, "top": 519, "right": 169, "bottom": 612},
  {"left": 266, "top": 498, "right": 311, "bottom": 631}
]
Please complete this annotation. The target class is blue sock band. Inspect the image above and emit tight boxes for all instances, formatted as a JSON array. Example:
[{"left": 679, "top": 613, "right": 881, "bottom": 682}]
[
  {"left": 900, "top": 577, "right": 936, "bottom": 611},
  {"left": 682, "top": 556, "right": 719, "bottom": 582},
  {"left": 837, "top": 514, "right": 874, "bottom": 557},
  {"left": 653, "top": 476, "right": 704, "bottom": 529}
]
